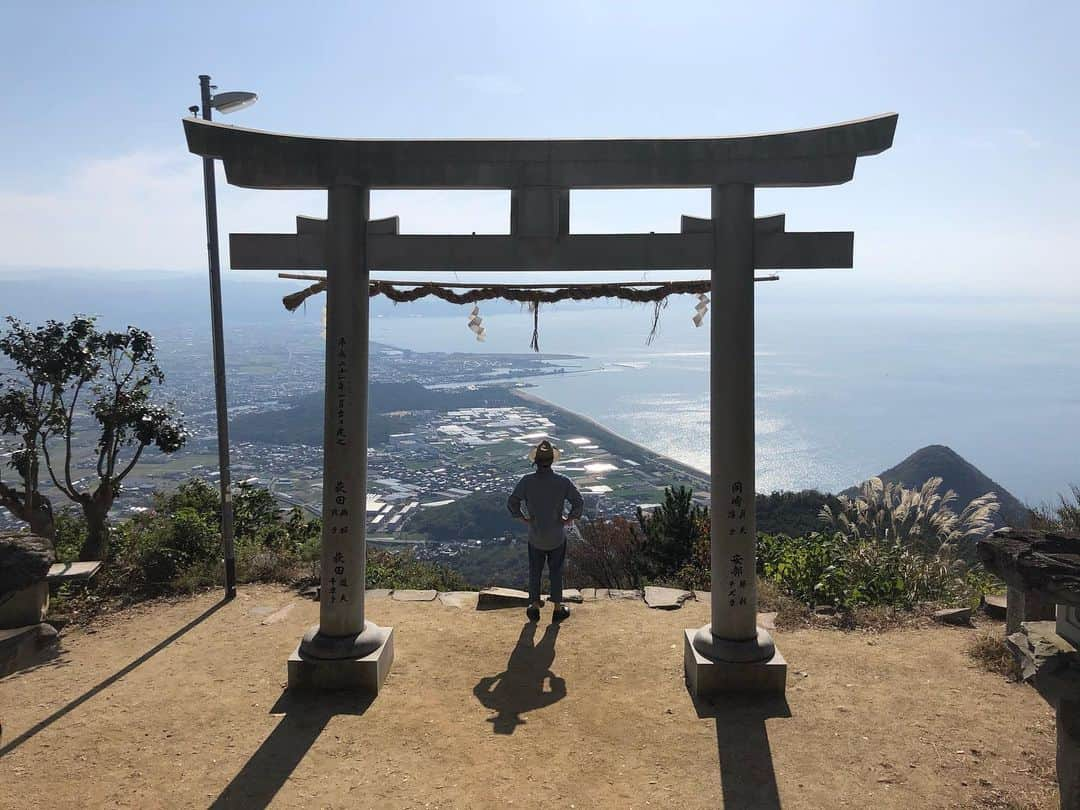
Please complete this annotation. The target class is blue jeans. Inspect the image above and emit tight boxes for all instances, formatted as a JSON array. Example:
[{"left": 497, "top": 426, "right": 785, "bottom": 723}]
[{"left": 528, "top": 541, "right": 566, "bottom": 604}]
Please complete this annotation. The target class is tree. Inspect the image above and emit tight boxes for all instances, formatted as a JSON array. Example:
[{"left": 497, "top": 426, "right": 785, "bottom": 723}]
[
  {"left": 636, "top": 485, "right": 705, "bottom": 579},
  {"left": 1, "top": 316, "right": 187, "bottom": 560},
  {"left": 0, "top": 316, "right": 101, "bottom": 543}
]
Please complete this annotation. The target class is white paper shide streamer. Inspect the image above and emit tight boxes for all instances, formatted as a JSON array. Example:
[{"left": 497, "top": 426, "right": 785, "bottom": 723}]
[
  {"left": 467, "top": 304, "right": 486, "bottom": 342},
  {"left": 692, "top": 293, "right": 709, "bottom": 327}
]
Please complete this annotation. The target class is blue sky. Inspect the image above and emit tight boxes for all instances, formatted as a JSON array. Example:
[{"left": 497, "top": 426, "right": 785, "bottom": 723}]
[{"left": 1, "top": 1, "right": 1077, "bottom": 300}]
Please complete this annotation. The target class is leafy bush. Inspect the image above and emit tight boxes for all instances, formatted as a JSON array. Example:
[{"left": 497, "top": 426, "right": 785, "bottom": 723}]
[
  {"left": 755, "top": 531, "right": 992, "bottom": 610},
  {"left": 50, "top": 477, "right": 467, "bottom": 611}
]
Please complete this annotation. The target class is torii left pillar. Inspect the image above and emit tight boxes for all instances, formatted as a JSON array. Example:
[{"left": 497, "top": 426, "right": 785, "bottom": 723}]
[{"left": 288, "top": 185, "right": 394, "bottom": 691}]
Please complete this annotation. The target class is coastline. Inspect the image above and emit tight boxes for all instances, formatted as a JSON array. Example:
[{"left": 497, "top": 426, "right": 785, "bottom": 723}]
[{"left": 510, "top": 388, "right": 710, "bottom": 491}]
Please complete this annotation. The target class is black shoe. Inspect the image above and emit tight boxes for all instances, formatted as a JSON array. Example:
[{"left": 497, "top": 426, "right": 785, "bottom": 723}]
[
  {"left": 526, "top": 604, "right": 541, "bottom": 622},
  {"left": 553, "top": 604, "right": 570, "bottom": 622}
]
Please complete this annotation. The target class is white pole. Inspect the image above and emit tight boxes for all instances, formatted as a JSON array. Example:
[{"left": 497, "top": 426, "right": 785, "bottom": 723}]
[
  {"left": 299, "top": 184, "right": 383, "bottom": 658},
  {"left": 692, "top": 183, "right": 775, "bottom": 663}
]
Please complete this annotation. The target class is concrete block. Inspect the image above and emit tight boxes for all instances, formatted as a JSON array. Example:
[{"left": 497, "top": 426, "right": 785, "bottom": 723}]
[
  {"left": 287, "top": 627, "right": 394, "bottom": 693},
  {"left": 0, "top": 622, "right": 58, "bottom": 678},
  {"left": 0, "top": 581, "right": 49, "bottom": 629},
  {"left": 1059, "top": 604, "right": 1080, "bottom": 649},
  {"left": 366, "top": 589, "right": 392, "bottom": 598},
  {"left": 683, "top": 629, "right": 787, "bottom": 697}
]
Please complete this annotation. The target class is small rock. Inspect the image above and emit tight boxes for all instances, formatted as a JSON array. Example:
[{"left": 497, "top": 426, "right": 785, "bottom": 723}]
[
  {"left": 366, "top": 589, "right": 392, "bottom": 598},
  {"left": 933, "top": 607, "right": 973, "bottom": 626},
  {"left": 561, "top": 589, "right": 584, "bottom": 604},
  {"left": 757, "top": 611, "right": 777, "bottom": 630},
  {"left": 608, "top": 589, "right": 642, "bottom": 600},
  {"left": 299, "top": 585, "right": 319, "bottom": 601}
]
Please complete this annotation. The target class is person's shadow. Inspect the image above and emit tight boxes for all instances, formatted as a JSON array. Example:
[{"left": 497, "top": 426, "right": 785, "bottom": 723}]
[{"left": 473, "top": 621, "right": 565, "bottom": 734}]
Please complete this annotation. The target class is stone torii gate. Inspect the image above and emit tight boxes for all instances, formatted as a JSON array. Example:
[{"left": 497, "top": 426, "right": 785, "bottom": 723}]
[{"left": 184, "top": 113, "right": 897, "bottom": 696}]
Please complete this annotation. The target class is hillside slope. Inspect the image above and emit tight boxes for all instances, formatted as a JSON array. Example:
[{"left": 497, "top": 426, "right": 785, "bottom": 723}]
[{"left": 865, "top": 444, "right": 1028, "bottom": 528}]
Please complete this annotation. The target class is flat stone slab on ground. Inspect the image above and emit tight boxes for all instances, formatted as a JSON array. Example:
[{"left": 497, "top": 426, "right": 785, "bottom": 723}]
[
  {"left": 47, "top": 561, "right": 102, "bottom": 583},
  {"left": 694, "top": 590, "right": 710, "bottom": 603},
  {"left": 934, "top": 607, "right": 973, "bottom": 626},
  {"left": 366, "top": 589, "right": 393, "bottom": 598},
  {"left": 540, "top": 589, "right": 583, "bottom": 604},
  {"left": 579, "top": 588, "right": 598, "bottom": 601},
  {"left": 608, "top": 589, "right": 642, "bottom": 600},
  {"left": 392, "top": 589, "right": 437, "bottom": 602},
  {"left": 438, "top": 591, "right": 480, "bottom": 609},
  {"left": 478, "top": 587, "right": 532, "bottom": 609},
  {"left": 982, "top": 594, "right": 1007, "bottom": 619},
  {"left": 644, "top": 586, "right": 693, "bottom": 609}
]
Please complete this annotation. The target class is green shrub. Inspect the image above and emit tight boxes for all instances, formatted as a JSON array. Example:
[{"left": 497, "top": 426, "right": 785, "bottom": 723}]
[
  {"left": 365, "top": 547, "right": 467, "bottom": 591},
  {"left": 755, "top": 530, "right": 992, "bottom": 610}
]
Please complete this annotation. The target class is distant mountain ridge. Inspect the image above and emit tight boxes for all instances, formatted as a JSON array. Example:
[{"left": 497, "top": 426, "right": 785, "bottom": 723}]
[{"left": 851, "top": 444, "right": 1028, "bottom": 529}]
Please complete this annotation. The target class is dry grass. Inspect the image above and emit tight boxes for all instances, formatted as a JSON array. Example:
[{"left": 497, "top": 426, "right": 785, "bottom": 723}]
[{"left": 968, "top": 627, "right": 1023, "bottom": 680}]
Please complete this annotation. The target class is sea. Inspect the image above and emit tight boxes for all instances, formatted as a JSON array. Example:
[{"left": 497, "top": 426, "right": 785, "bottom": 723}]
[{"left": 369, "top": 276, "right": 1080, "bottom": 506}]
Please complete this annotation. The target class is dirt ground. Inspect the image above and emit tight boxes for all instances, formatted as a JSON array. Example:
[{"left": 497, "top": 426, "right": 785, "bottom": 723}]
[{"left": 0, "top": 585, "right": 1060, "bottom": 809}]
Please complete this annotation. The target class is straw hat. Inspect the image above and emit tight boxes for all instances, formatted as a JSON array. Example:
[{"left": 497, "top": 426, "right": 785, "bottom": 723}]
[{"left": 527, "top": 439, "right": 561, "bottom": 465}]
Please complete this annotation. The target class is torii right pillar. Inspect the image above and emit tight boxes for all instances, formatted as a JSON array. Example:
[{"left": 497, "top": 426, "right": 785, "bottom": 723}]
[{"left": 684, "top": 182, "right": 786, "bottom": 696}]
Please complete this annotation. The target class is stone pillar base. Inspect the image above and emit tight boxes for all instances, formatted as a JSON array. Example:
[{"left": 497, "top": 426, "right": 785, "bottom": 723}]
[
  {"left": 288, "top": 626, "right": 394, "bottom": 692},
  {"left": 0, "top": 581, "right": 49, "bottom": 629},
  {"left": 684, "top": 629, "right": 787, "bottom": 697}
]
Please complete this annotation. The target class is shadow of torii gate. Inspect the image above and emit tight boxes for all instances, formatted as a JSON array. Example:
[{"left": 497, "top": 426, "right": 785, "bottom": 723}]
[{"left": 184, "top": 113, "right": 897, "bottom": 697}]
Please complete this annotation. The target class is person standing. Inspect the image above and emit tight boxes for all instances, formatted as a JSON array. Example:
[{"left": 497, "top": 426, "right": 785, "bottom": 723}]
[{"left": 507, "top": 439, "right": 584, "bottom": 622}]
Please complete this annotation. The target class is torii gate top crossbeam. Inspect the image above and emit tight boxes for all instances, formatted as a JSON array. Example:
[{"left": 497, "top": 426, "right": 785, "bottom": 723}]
[{"left": 183, "top": 114, "right": 897, "bottom": 191}]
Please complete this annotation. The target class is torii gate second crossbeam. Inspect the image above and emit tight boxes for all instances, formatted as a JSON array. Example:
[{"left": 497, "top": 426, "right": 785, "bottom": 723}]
[{"left": 184, "top": 113, "right": 898, "bottom": 697}]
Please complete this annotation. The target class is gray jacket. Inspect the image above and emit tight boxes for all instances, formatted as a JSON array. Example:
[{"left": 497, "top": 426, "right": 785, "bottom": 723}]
[{"left": 507, "top": 467, "right": 584, "bottom": 551}]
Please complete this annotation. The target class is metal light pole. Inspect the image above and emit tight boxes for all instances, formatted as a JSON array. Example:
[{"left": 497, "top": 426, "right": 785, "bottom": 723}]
[{"left": 195, "top": 74, "right": 257, "bottom": 600}]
